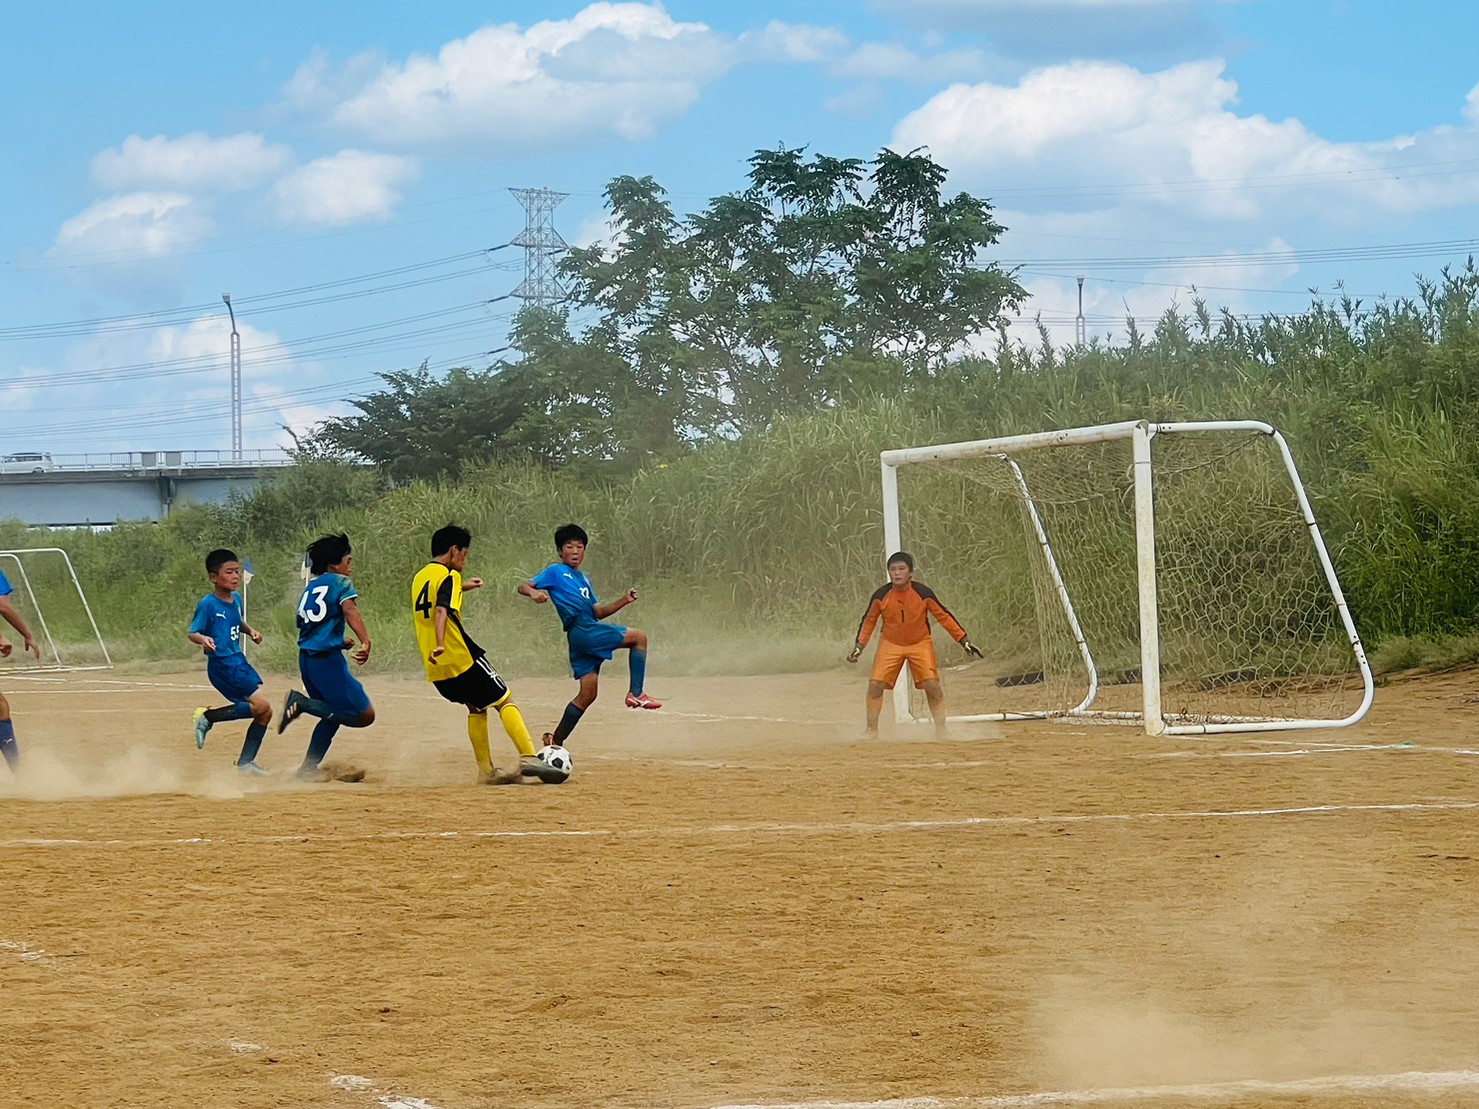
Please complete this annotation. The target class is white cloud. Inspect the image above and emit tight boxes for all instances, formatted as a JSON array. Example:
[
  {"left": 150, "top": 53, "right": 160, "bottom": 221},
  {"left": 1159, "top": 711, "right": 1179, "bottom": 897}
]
[
  {"left": 91, "top": 133, "right": 294, "bottom": 192},
  {"left": 824, "top": 83, "right": 890, "bottom": 119},
  {"left": 833, "top": 43, "right": 989, "bottom": 83},
  {"left": 570, "top": 210, "right": 625, "bottom": 250},
  {"left": 887, "top": 60, "right": 1479, "bottom": 347},
  {"left": 893, "top": 60, "right": 1479, "bottom": 225},
  {"left": 49, "top": 193, "right": 214, "bottom": 259},
  {"left": 270, "top": 150, "right": 420, "bottom": 225},
  {"left": 155, "top": 314, "right": 289, "bottom": 368},
  {"left": 740, "top": 20, "right": 850, "bottom": 63},
  {"left": 281, "top": 3, "right": 839, "bottom": 150}
]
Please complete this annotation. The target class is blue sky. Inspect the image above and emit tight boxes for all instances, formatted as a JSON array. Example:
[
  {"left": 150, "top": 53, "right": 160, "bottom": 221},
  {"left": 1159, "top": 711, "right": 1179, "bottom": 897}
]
[{"left": 4, "top": 0, "right": 1479, "bottom": 455}]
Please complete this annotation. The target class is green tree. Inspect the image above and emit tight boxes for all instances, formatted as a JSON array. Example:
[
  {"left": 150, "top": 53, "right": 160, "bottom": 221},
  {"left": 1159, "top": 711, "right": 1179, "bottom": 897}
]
[
  {"left": 303, "top": 147, "right": 1025, "bottom": 474},
  {"left": 564, "top": 146, "right": 1026, "bottom": 430}
]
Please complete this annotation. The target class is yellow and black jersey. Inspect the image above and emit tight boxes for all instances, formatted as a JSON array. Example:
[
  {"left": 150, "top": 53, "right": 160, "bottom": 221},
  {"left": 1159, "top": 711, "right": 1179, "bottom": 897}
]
[{"left": 411, "top": 561, "right": 485, "bottom": 682}]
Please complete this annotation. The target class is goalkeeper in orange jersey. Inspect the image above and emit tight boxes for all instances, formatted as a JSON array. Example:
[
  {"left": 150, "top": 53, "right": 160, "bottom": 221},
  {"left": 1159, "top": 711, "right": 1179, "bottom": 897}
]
[{"left": 847, "top": 551, "right": 982, "bottom": 738}]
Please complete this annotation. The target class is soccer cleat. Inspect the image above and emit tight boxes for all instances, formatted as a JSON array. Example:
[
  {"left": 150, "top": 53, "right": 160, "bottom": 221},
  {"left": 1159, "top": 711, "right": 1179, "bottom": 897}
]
[
  {"left": 193, "top": 708, "right": 211, "bottom": 750},
  {"left": 236, "top": 761, "right": 270, "bottom": 777},
  {"left": 277, "top": 689, "right": 305, "bottom": 735},
  {"left": 519, "top": 755, "right": 569, "bottom": 784},
  {"left": 625, "top": 692, "right": 663, "bottom": 710}
]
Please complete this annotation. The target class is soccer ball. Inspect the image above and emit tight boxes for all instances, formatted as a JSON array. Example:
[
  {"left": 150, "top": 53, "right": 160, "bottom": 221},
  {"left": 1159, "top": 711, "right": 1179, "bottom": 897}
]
[{"left": 536, "top": 744, "right": 573, "bottom": 782}]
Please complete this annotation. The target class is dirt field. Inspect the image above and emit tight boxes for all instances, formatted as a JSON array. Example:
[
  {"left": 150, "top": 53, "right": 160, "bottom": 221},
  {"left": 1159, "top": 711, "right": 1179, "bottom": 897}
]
[{"left": 3, "top": 662, "right": 1479, "bottom": 1109}]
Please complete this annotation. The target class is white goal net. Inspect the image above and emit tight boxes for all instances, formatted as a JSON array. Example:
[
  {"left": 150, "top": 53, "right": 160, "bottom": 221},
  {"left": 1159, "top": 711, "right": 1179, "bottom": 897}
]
[
  {"left": 881, "top": 420, "right": 1372, "bottom": 735},
  {"left": 0, "top": 548, "right": 112, "bottom": 672}
]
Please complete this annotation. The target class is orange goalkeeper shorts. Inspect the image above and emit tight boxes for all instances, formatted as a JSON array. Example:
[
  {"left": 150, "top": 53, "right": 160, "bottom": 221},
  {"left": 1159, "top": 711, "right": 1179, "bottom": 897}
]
[{"left": 870, "top": 638, "right": 939, "bottom": 689}]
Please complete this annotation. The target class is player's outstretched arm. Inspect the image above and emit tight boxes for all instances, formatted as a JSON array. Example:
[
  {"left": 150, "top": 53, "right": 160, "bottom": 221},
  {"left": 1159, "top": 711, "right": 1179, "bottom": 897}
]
[
  {"left": 594, "top": 589, "right": 636, "bottom": 620},
  {"left": 0, "top": 597, "right": 39, "bottom": 659},
  {"left": 516, "top": 581, "right": 550, "bottom": 604}
]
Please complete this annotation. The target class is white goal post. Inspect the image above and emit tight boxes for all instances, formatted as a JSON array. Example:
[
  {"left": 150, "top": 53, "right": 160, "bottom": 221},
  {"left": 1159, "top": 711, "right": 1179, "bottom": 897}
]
[
  {"left": 0, "top": 548, "right": 112, "bottom": 672},
  {"left": 880, "top": 419, "right": 1373, "bottom": 735}
]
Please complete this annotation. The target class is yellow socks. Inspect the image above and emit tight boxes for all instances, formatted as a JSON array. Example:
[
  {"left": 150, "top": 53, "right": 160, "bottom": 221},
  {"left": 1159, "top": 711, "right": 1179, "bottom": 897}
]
[
  {"left": 498, "top": 702, "right": 538, "bottom": 758},
  {"left": 467, "top": 709, "right": 494, "bottom": 776}
]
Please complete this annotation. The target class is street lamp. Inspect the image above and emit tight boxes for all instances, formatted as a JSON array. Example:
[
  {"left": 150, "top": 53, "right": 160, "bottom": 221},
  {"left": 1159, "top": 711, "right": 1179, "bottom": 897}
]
[
  {"left": 222, "top": 293, "right": 241, "bottom": 460},
  {"left": 1075, "top": 276, "right": 1086, "bottom": 347}
]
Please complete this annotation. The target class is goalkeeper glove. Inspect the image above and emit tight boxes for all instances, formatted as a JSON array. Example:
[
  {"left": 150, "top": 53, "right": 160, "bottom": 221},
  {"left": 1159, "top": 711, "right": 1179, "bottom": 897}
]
[
  {"left": 962, "top": 639, "right": 983, "bottom": 659},
  {"left": 846, "top": 643, "right": 862, "bottom": 664}
]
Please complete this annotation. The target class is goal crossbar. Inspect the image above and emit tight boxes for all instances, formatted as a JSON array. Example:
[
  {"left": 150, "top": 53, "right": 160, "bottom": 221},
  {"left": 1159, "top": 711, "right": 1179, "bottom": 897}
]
[{"left": 881, "top": 419, "right": 1373, "bottom": 735}]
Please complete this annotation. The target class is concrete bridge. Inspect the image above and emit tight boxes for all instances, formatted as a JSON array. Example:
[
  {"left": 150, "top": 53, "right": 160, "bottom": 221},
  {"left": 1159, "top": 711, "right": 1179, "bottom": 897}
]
[{"left": 0, "top": 450, "right": 298, "bottom": 527}]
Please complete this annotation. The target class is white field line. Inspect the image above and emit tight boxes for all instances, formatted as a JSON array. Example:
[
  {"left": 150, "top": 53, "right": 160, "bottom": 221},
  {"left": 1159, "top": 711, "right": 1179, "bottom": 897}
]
[
  {"left": 4, "top": 799, "right": 1477, "bottom": 852},
  {"left": 331, "top": 1074, "right": 444, "bottom": 1109},
  {"left": 662, "top": 709, "right": 849, "bottom": 726},
  {"left": 711, "top": 1069, "right": 1479, "bottom": 1108},
  {"left": 0, "top": 939, "right": 57, "bottom": 966},
  {"left": 1147, "top": 743, "right": 1479, "bottom": 760}
]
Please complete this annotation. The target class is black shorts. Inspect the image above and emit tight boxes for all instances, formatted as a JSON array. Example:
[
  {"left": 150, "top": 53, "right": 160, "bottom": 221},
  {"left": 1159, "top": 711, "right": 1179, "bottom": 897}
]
[{"left": 433, "top": 655, "right": 509, "bottom": 709}]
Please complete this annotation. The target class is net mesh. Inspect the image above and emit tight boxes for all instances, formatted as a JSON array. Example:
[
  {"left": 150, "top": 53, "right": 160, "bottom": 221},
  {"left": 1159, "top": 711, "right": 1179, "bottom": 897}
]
[{"left": 894, "top": 429, "right": 1363, "bottom": 726}]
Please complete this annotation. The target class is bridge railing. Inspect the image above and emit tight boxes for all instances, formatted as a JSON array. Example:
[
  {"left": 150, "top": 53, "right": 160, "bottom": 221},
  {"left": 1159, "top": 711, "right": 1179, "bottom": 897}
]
[{"left": 43, "top": 449, "right": 297, "bottom": 472}]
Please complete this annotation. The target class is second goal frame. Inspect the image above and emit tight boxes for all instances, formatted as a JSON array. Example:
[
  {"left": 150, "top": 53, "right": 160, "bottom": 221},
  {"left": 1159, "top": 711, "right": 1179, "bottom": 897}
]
[{"left": 879, "top": 419, "right": 1374, "bottom": 735}]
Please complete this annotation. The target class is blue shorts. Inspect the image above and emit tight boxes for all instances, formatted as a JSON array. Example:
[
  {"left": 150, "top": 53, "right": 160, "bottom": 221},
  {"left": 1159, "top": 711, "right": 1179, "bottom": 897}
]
[
  {"left": 300, "top": 650, "right": 372, "bottom": 717},
  {"left": 566, "top": 622, "right": 627, "bottom": 679},
  {"left": 207, "top": 654, "right": 263, "bottom": 704}
]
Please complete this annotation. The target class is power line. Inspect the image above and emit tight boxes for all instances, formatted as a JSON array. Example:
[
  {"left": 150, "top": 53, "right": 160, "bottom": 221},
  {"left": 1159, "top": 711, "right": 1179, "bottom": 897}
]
[
  {"left": 0, "top": 246, "right": 514, "bottom": 341},
  {"left": 6, "top": 302, "right": 514, "bottom": 390},
  {"left": 996, "top": 236, "right": 1479, "bottom": 273}
]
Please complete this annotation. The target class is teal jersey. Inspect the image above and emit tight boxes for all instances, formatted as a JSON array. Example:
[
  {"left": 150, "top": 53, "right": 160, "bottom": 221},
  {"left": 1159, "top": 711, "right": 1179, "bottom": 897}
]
[{"left": 296, "top": 573, "right": 358, "bottom": 653}]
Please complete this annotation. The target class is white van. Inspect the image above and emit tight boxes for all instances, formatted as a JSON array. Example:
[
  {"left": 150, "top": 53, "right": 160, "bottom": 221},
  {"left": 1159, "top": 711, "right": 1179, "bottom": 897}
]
[{"left": 0, "top": 452, "right": 56, "bottom": 474}]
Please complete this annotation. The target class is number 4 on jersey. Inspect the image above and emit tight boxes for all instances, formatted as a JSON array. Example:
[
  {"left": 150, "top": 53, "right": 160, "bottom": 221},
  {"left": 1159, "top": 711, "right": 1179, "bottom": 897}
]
[{"left": 415, "top": 581, "right": 433, "bottom": 619}]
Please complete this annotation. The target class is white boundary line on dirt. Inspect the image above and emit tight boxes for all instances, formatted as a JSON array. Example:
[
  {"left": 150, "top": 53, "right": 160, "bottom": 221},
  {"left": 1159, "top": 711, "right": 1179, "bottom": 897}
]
[
  {"left": 1146, "top": 742, "right": 1479, "bottom": 759},
  {"left": 0, "top": 939, "right": 57, "bottom": 966},
  {"left": 5, "top": 799, "right": 1477, "bottom": 851},
  {"left": 709, "top": 1069, "right": 1479, "bottom": 1108},
  {"left": 332, "top": 1074, "right": 444, "bottom": 1108}
]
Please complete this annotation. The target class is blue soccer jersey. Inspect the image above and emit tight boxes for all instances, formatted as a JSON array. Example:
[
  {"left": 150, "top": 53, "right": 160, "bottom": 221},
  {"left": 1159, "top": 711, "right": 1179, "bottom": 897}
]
[
  {"left": 189, "top": 593, "right": 246, "bottom": 660},
  {"left": 296, "top": 572, "right": 357, "bottom": 653},
  {"left": 532, "top": 563, "right": 599, "bottom": 630}
]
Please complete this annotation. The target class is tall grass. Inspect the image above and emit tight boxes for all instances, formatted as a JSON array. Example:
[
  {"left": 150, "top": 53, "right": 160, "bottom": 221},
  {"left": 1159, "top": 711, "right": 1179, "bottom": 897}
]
[{"left": 13, "top": 266, "right": 1479, "bottom": 677}]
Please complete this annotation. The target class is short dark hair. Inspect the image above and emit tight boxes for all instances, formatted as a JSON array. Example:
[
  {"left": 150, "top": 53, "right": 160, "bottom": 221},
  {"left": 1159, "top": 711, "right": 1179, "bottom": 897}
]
[
  {"left": 307, "top": 533, "right": 352, "bottom": 575},
  {"left": 431, "top": 524, "right": 472, "bottom": 557},
  {"left": 554, "top": 523, "right": 589, "bottom": 549},
  {"left": 886, "top": 551, "right": 915, "bottom": 571},
  {"left": 206, "top": 548, "right": 238, "bottom": 575}
]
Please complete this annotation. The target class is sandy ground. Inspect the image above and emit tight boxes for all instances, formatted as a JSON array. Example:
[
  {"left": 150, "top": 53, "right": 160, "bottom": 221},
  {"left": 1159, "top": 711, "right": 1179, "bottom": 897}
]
[{"left": 2, "top": 661, "right": 1479, "bottom": 1109}]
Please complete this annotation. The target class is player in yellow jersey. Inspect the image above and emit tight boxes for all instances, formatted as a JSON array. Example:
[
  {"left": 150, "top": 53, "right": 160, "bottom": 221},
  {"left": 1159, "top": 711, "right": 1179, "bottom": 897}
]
[{"left": 412, "top": 524, "right": 564, "bottom": 784}]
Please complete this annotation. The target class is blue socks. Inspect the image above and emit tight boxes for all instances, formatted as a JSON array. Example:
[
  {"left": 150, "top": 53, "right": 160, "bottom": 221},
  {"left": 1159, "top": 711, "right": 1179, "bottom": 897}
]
[
  {"left": 238, "top": 722, "right": 267, "bottom": 766},
  {"left": 0, "top": 718, "right": 17, "bottom": 771},
  {"left": 301, "top": 720, "right": 339, "bottom": 771},
  {"left": 551, "top": 701, "right": 585, "bottom": 745},
  {"left": 628, "top": 649, "right": 647, "bottom": 697}
]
